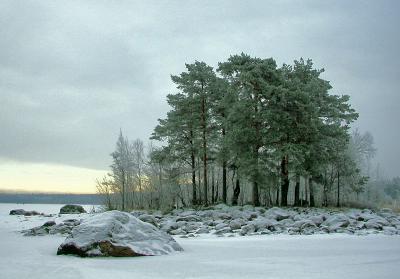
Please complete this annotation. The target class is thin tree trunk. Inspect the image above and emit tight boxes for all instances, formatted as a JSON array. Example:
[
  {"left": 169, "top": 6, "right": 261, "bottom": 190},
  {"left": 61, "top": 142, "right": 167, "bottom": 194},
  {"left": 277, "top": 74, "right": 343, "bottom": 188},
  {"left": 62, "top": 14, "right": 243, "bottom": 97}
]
[
  {"left": 190, "top": 137, "right": 197, "bottom": 205},
  {"left": 198, "top": 160, "right": 202, "bottom": 205},
  {"left": 336, "top": 170, "right": 340, "bottom": 207},
  {"left": 201, "top": 83, "right": 208, "bottom": 205},
  {"left": 304, "top": 175, "right": 309, "bottom": 207},
  {"left": 309, "top": 177, "right": 315, "bottom": 207},
  {"left": 232, "top": 175, "right": 240, "bottom": 206},
  {"left": 252, "top": 181, "right": 260, "bottom": 207},
  {"left": 222, "top": 159, "right": 227, "bottom": 204},
  {"left": 280, "top": 156, "right": 289, "bottom": 206},
  {"left": 211, "top": 166, "right": 215, "bottom": 204},
  {"left": 294, "top": 173, "right": 300, "bottom": 206},
  {"left": 323, "top": 170, "right": 328, "bottom": 207},
  {"left": 121, "top": 170, "right": 125, "bottom": 211}
]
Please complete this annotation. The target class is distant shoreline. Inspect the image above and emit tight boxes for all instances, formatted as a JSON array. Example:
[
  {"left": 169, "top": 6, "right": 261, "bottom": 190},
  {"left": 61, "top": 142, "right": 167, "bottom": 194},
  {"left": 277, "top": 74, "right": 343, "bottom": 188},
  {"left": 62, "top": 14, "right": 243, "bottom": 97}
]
[{"left": 0, "top": 193, "right": 102, "bottom": 205}]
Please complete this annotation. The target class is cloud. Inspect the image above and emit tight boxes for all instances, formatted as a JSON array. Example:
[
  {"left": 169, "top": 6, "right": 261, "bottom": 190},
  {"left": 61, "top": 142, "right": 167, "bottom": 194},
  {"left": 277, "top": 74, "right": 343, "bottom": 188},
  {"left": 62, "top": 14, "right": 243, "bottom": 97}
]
[{"left": 0, "top": 0, "right": 399, "bottom": 177}]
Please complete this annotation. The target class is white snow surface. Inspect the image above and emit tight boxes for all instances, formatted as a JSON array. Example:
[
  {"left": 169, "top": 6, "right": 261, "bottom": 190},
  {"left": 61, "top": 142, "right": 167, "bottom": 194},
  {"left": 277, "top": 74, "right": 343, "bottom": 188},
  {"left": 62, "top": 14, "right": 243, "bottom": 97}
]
[{"left": 1, "top": 203, "right": 400, "bottom": 279}]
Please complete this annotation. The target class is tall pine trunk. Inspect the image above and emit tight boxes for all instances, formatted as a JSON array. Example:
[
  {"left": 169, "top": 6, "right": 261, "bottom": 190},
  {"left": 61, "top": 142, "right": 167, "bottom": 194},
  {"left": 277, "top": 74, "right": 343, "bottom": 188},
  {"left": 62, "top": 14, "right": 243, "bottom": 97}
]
[
  {"left": 280, "top": 156, "right": 289, "bottom": 206},
  {"left": 121, "top": 170, "right": 126, "bottom": 211},
  {"left": 309, "top": 177, "right": 315, "bottom": 207},
  {"left": 252, "top": 181, "right": 260, "bottom": 206},
  {"left": 275, "top": 188, "right": 279, "bottom": 206},
  {"left": 336, "top": 170, "right": 340, "bottom": 207},
  {"left": 222, "top": 124, "right": 227, "bottom": 204},
  {"left": 252, "top": 145, "right": 260, "bottom": 206},
  {"left": 190, "top": 147, "right": 196, "bottom": 205},
  {"left": 211, "top": 166, "right": 215, "bottom": 204},
  {"left": 222, "top": 160, "right": 227, "bottom": 204},
  {"left": 323, "top": 170, "right": 328, "bottom": 207},
  {"left": 201, "top": 83, "right": 208, "bottom": 205},
  {"left": 232, "top": 176, "right": 240, "bottom": 206},
  {"left": 294, "top": 173, "right": 300, "bottom": 206}
]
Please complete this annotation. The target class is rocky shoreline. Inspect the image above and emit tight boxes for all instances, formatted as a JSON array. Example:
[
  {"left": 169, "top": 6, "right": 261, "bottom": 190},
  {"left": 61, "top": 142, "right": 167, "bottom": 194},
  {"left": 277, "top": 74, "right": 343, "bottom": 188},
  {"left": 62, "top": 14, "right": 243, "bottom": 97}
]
[
  {"left": 135, "top": 205, "right": 400, "bottom": 237},
  {"left": 19, "top": 205, "right": 400, "bottom": 238}
]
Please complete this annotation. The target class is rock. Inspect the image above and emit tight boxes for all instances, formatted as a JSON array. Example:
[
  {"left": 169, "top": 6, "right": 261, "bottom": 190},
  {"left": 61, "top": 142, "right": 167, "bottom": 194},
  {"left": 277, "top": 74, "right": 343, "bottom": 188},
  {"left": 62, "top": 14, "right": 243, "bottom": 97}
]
[
  {"left": 212, "top": 212, "right": 232, "bottom": 220},
  {"left": 184, "top": 222, "right": 202, "bottom": 232},
  {"left": 355, "top": 221, "right": 366, "bottom": 230},
  {"left": 299, "top": 220, "right": 317, "bottom": 234},
  {"left": 278, "top": 218, "right": 294, "bottom": 227},
  {"left": 365, "top": 217, "right": 389, "bottom": 230},
  {"left": 213, "top": 204, "right": 231, "bottom": 211},
  {"left": 321, "top": 214, "right": 350, "bottom": 232},
  {"left": 266, "top": 207, "right": 291, "bottom": 221},
  {"left": 10, "top": 209, "right": 41, "bottom": 216},
  {"left": 242, "top": 205, "right": 255, "bottom": 211},
  {"left": 214, "top": 227, "right": 232, "bottom": 235},
  {"left": 196, "top": 226, "right": 210, "bottom": 234},
  {"left": 59, "top": 205, "right": 86, "bottom": 214},
  {"left": 160, "top": 221, "right": 178, "bottom": 233},
  {"left": 138, "top": 214, "right": 158, "bottom": 227},
  {"left": 252, "top": 218, "right": 278, "bottom": 232},
  {"left": 23, "top": 224, "right": 52, "bottom": 236},
  {"left": 229, "top": 219, "right": 244, "bottom": 230},
  {"left": 215, "top": 223, "right": 229, "bottom": 230},
  {"left": 308, "top": 215, "right": 325, "bottom": 226},
  {"left": 176, "top": 215, "right": 201, "bottom": 222},
  {"left": 291, "top": 220, "right": 308, "bottom": 229},
  {"left": 178, "top": 210, "right": 197, "bottom": 217},
  {"left": 169, "top": 228, "right": 185, "bottom": 235},
  {"left": 43, "top": 221, "right": 56, "bottom": 227},
  {"left": 130, "top": 210, "right": 148, "bottom": 218},
  {"left": 240, "top": 224, "right": 256, "bottom": 235},
  {"left": 382, "top": 226, "right": 398, "bottom": 235},
  {"left": 23, "top": 219, "right": 78, "bottom": 236},
  {"left": 48, "top": 219, "right": 81, "bottom": 235},
  {"left": 57, "top": 211, "right": 183, "bottom": 257}
]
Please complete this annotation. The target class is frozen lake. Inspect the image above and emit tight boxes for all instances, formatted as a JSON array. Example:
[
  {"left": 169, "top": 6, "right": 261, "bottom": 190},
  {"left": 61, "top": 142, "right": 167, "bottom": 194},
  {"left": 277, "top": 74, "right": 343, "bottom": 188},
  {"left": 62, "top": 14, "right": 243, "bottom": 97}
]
[{"left": 1, "top": 203, "right": 400, "bottom": 279}]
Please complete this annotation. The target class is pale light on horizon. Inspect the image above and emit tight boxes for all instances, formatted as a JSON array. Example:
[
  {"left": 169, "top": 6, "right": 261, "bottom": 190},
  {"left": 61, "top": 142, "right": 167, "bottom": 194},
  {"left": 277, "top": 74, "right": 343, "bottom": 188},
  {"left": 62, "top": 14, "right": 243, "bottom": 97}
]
[{"left": 0, "top": 161, "right": 107, "bottom": 194}]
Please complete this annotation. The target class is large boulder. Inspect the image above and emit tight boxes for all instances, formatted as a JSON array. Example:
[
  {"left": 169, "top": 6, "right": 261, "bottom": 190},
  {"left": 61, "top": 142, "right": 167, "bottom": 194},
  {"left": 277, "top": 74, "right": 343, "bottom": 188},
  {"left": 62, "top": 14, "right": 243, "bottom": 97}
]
[
  {"left": 59, "top": 205, "right": 86, "bottom": 214},
  {"left": 57, "top": 211, "right": 183, "bottom": 257}
]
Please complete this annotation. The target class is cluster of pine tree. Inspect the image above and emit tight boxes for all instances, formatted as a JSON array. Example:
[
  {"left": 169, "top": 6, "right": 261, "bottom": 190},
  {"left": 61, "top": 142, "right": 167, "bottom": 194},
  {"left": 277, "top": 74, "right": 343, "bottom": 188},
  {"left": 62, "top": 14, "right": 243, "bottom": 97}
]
[{"left": 149, "top": 53, "right": 366, "bottom": 208}]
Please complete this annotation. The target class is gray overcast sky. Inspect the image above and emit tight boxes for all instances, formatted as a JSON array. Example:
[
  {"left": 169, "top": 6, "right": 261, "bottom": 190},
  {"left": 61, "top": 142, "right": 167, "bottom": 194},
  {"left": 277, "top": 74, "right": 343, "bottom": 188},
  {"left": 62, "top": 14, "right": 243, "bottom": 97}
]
[{"left": 1, "top": 0, "right": 399, "bottom": 177}]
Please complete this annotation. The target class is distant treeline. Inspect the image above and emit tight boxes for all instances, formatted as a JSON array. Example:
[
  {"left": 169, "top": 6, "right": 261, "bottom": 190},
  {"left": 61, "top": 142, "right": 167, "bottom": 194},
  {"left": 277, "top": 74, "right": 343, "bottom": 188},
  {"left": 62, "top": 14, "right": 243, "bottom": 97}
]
[{"left": 0, "top": 193, "right": 102, "bottom": 205}]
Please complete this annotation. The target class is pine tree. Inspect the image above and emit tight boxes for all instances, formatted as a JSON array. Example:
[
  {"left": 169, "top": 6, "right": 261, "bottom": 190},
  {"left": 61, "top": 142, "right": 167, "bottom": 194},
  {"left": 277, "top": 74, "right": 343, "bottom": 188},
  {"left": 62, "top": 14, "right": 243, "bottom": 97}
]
[{"left": 218, "top": 53, "right": 281, "bottom": 206}]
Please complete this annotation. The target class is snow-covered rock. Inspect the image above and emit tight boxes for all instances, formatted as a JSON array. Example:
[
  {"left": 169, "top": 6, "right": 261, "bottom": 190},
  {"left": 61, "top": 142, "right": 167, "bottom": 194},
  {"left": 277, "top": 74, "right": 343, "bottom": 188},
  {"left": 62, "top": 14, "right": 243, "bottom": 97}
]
[
  {"left": 59, "top": 205, "right": 86, "bottom": 214},
  {"left": 215, "top": 222, "right": 229, "bottom": 230},
  {"left": 321, "top": 214, "right": 350, "bottom": 232},
  {"left": 23, "top": 219, "right": 80, "bottom": 236},
  {"left": 10, "top": 209, "right": 41, "bottom": 216},
  {"left": 308, "top": 215, "right": 325, "bottom": 226},
  {"left": 138, "top": 214, "right": 158, "bottom": 227},
  {"left": 57, "top": 211, "right": 183, "bottom": 257},
  {"left": 212, "top": 212, "right": 232, "bottom": 220},
  {"left": 229, "top": 219, "right": 244, "bottom": 230},
  {"left": 252, "top": 218, "right": 278, "bottom": 232},
  {"left": 365, "top": 217, "right": 390, "bottom": 230},
  {"left": 240, "top": 224, "right": 256, "bottom": 235},
  {"left": 176, "top": 215, "right": 202, "bottom": 222},
  {"left": 265, "top": 207, "right": 291, "bottom": 221}
]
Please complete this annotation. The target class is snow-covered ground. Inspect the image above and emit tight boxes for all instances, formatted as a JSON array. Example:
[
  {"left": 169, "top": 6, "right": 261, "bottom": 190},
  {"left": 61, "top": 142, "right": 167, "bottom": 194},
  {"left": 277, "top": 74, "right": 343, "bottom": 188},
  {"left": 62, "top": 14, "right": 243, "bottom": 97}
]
[{"left": 1, "top": 203, "right": 400, "bottom": 279}]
